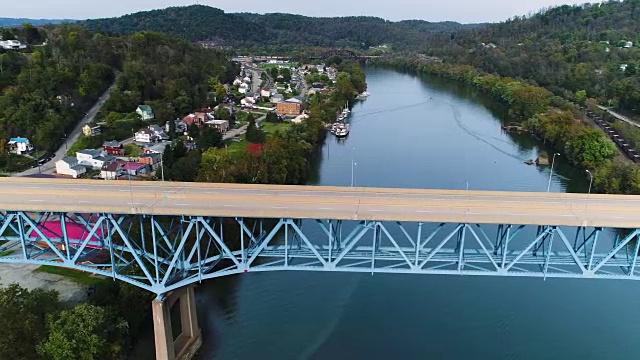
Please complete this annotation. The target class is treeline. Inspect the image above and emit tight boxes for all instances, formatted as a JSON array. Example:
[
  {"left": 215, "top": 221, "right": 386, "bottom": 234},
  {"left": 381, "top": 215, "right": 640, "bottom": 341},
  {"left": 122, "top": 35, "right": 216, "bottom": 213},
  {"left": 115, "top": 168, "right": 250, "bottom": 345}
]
[
  {"left": 0, "top": 25, "right": 236, "bottom": 168},
  {"left": 0, "top": 282, "right": 153, "bottom": 360},
  {"left": 0, "top": 26, "right": 117, "bottom": 153},
  {"left": 376, "top": 57, "right": 640, "bottom": 193},
  {"left": 99, "top": 31, "right": 239, "bottom": 123},
  {"left": 422, "top": 0, "right": 640, "bottom": 115},
  {"left": 83, "top": 5, "right": 477, "bottom": 51}
]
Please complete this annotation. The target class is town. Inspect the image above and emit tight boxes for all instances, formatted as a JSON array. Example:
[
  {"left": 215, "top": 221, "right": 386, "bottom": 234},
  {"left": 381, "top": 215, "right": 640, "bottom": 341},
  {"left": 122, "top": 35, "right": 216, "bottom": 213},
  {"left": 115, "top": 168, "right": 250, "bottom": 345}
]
[{"left": 4, "top": 55, "right": 358, "bottom": 181}]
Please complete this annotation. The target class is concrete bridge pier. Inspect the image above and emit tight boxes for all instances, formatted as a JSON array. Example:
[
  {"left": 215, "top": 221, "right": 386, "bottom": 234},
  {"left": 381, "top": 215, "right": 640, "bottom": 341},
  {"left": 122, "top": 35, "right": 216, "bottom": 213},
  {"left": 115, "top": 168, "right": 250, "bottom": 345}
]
[{"left": 152, "top": 286, "right": 202, "bottom": 360}]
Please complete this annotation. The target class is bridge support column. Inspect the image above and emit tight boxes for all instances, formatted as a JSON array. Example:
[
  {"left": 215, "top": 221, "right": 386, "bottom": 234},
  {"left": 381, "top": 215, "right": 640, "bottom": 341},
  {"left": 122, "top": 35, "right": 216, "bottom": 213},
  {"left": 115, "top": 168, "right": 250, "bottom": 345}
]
[{"left": 152, "top": 286, "right": 202, "bottom": 360}]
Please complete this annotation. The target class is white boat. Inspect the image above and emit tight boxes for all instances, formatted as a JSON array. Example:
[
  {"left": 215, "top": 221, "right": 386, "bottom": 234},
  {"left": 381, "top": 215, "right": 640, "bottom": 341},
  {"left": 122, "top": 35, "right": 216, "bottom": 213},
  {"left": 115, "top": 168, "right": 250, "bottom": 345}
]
[
  {"left": 335, "top": 123, "right": 349, "bottom": 137},
  {"left": 356, "top": 91, "right": 370, "bottom": 100},
  {"left": 331, "top": 123, "right": 338, "bottom": 134}
]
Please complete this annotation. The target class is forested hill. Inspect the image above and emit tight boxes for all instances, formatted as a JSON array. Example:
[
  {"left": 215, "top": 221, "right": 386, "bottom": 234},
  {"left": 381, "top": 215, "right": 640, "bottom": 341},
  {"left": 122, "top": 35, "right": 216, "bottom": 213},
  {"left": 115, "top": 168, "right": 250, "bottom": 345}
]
[
  {"left": 0, "top": 18, "right": 73, "bottom": 27},
  {"left": 423, "top": 0, "right": 640, "bottom": 114},
  {"left": 82, "top": 5, "right": 477, "bottom": 50}
]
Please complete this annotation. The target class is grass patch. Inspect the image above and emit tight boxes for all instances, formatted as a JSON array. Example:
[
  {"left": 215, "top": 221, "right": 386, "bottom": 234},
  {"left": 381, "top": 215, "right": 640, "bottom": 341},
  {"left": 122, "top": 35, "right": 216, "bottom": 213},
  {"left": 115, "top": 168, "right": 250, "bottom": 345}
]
[
  {"left": 225, "top": 139, "right": 249, "bottom": 154},
  {"left": 0, "top": 250, "right": 13, "bottom": 257},
  {"left": 36, "top": 265, "right": 105, "bottom": 286},
  {"left": 261, "top": 122, "right": 292, "bottom": 135}
]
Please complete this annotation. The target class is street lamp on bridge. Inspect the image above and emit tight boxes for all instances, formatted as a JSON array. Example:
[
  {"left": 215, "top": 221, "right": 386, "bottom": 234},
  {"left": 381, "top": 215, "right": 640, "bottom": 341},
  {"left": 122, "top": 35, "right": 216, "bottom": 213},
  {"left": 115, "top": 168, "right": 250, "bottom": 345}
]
[
  {"left": 547, "top": 152, "right": 560, "bottom": 192},
  {"left": 586, "top": 169, "right": 593, "bottom": 194}
]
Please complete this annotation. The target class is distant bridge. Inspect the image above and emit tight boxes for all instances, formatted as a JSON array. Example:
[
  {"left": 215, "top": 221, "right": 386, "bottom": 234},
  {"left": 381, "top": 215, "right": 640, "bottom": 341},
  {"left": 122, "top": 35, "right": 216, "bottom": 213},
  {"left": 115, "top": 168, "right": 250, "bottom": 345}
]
[{"left": 310, "top": 49, "right": 382, "bottom": 61}]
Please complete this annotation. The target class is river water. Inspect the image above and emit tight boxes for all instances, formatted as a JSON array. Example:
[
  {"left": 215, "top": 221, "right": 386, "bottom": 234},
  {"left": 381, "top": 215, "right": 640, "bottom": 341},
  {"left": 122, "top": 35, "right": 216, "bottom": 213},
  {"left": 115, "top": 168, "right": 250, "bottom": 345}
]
[{"left": 144, "top": 69, "right": 640, "bottom": 359}]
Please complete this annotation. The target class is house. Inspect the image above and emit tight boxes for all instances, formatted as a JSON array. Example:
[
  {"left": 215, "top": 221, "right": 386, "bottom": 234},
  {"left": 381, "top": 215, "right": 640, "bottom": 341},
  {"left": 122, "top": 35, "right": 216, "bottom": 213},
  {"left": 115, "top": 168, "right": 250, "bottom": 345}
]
[
  {"left": 55, "top": 157, "right": 86, "bottom": 178},
  {"left": 261, "top": 88, "right": 271, "bottom": 98},
  {"left": 102, "top": 140, "right": 124, "bottom": 156},
  {"left": 166, "top": 119, "right": 187, "bottom": 135},
  {"left": 292, "top": 114, "right": 309, "bottom": 124},
  {"left": 276, "top": 98, "right": 302, "bottom": 115},
  {"left": 182, "top": 113, "right": 208, "bottom": 128},
  {"left": 143, "top": 142, "right": 168, "bottom": 155},
  {"left": 0, "top": 40, "right": 27, "bottom": 50},
  {"left": 135, "top": 128, "right": 157, "bottom": 143},
  {"left": 241, "top": 97, "right": 256, "bottom": 107},
  {"left": 136, "top": 105, "right": 155, "bottom": 121},
  {"left": 271, "top": 94, "right": 285, "bottom": 103},
  {"left": 205, "top": 119, "right": 229, "bottom": 133},
  {"left": 7, "top": 137, "right": 33, "bottom": 155},
  {"left": 123, "top": 162, "right": 150, "bottom": 176},
  {"left": 76, "top": 149, "right": 115, "bottom": 169},
  {"left": 233, "top": 77, "right": 243, "bottom": 85},
  {"left": 82, "top": 124, "right": 101, "bottom": 137},
  {"left": 138, "top": 153, "right": 162, "bottom": 170},
  {"left": 100, "top": 162, "right": 124, "bottom": 180},
  {"left": 148, "top": 125, "right": 169, "bottom": 140},
  {"left": 238, "top": 83, "right": 249, "bottom": 94}
]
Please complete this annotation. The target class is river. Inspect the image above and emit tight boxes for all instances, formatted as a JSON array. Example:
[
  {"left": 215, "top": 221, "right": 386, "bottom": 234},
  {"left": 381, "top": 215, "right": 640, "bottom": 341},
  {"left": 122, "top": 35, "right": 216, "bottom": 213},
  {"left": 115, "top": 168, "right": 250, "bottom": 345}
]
[{"left": 142, "top": 68, "right": 640, "bottom": 359}]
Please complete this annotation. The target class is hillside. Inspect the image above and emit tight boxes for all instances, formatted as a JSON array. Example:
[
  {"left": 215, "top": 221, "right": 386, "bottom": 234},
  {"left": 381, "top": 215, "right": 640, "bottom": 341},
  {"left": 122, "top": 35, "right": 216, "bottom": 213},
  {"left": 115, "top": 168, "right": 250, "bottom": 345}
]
[
  {"left": 423, "top": 0, "right": 640, "bottom": 114},
  {"left": 83, "top": 5, "right": 476, "bottom": 50},
  {"left": 0, "top": 18, "right": 73, "bottom": 27}
]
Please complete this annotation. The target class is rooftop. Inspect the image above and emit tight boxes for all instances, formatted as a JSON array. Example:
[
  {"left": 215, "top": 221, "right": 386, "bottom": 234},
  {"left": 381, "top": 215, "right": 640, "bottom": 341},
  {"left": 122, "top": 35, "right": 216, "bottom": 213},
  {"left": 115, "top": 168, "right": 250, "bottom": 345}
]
[{"left": 77, "top": 149, "right": 102, "bottom": 158}]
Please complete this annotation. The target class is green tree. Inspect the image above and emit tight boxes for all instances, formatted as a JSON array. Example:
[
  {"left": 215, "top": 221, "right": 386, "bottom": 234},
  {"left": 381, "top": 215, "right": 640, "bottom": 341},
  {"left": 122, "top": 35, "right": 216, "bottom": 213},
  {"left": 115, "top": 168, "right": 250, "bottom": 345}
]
[
  {"left": 265, "top": 111, "right": 280, "bottom": 123},
  {"left": 188, "top": 123, "right": 200, "bottom": 139},
  {"left": 269, "top": 67, "right": 279, "bottom": 80},
  {"left": 0, "top": 284, "right": 61, "bottom": 360},
  {"left": 245, "top": 114, "right": 265, "bottom": 144},
  {"left": 566, "top": 128, "right": 617, "bottom": 168},
  {"left": 38, "top": 304, "right": 128, "bottom": 360},
  {"left": 280, "top": 68, "right": 292, "bottom": 82},
  {"left": 197, "top": 126, "right": 223, "bottom": 151}
]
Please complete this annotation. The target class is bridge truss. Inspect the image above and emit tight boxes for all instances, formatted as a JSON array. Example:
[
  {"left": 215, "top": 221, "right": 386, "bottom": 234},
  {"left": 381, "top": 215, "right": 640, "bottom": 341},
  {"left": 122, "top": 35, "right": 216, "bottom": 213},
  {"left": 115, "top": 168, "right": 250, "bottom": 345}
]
[{"left": 0, "top": 210, "right": 638, "bottom": 295}]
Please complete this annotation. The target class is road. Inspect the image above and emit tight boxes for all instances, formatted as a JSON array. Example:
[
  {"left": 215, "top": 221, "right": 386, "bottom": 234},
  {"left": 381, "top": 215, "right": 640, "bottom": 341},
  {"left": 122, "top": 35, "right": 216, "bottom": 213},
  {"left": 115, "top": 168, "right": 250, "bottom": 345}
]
[
  {"left": 16, "top": 80, "right": 119, "bottom": 176},
  {"left": 1, "top": 178, "right": 640, "bottom": 228},
  {"left": 597, "top": 105, "right": 640, "bottom": 129},
  {"left": 223, "top": 114, "right": 266, "bottom": 141}
]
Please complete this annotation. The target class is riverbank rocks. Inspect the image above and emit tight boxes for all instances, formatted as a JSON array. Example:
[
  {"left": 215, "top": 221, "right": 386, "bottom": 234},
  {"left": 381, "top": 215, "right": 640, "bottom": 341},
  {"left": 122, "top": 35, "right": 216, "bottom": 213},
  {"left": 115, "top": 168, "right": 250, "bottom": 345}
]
[{"left": 535, "top": 155, "right": 550, "bottom": 165}]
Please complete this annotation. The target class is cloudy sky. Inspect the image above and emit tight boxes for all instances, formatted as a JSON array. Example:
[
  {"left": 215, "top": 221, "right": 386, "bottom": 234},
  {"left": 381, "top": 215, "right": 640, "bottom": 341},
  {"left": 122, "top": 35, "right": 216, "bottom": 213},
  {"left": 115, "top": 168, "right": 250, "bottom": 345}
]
[{"left": 6, "top": 0, "right": 594, "bottom": 23}]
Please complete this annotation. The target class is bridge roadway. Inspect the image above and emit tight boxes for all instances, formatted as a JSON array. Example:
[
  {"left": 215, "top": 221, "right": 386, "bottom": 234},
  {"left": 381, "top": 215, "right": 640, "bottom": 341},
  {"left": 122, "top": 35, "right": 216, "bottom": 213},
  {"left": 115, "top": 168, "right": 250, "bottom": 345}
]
[{"left": 1, "top": 178, "right": 640, "bottom": 227}]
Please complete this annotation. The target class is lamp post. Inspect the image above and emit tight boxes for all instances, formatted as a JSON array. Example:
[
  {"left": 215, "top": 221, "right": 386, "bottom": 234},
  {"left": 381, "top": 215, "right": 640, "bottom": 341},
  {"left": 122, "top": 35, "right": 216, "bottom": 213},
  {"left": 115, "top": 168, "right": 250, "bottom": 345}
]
[
  {"left": 62, "top": 134, "right": 67, "bottom": 150},
  {"left": 547, "top": 152, "right": 560, "bottom": 192},
  {"left": 586, "top": 169, "right": 593, "bottom": 194}
]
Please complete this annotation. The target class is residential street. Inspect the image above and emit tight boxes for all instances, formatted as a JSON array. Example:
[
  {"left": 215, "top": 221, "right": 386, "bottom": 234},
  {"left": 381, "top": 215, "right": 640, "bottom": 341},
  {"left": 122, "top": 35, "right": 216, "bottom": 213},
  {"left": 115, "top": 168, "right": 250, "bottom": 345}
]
[
  {"left": 223, "top": 115, "right": 266, "bottom": 141},
  {"left": 16, "top": 80, "right": 119, "bottom": 176}
]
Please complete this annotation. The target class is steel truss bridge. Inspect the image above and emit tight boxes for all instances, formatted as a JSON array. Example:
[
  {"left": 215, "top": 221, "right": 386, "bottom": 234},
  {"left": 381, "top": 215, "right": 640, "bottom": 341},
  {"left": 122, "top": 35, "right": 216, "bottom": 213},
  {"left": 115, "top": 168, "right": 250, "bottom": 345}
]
[{"left": 0, "top": 179, "right": 640, "bottom": 295}]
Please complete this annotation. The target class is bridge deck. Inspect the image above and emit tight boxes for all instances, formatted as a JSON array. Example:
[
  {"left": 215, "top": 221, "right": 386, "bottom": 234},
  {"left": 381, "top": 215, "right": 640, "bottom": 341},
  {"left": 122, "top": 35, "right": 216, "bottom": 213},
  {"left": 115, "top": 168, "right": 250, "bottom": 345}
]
[{"left": 1, "top": 178, "right": 639, "bottom": 227}]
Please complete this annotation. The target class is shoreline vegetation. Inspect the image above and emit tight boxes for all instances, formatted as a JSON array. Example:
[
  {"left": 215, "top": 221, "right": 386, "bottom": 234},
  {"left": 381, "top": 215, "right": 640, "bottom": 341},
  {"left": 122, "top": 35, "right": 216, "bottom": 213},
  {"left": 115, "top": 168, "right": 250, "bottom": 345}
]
[{"left": 374, "top": 57, "right": 640, "bottom": 195}]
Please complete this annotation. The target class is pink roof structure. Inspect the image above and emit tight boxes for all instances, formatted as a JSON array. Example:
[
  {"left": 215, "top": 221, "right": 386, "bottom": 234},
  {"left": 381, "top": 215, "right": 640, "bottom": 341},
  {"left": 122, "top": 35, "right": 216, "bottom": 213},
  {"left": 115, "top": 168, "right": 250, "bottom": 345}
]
[
  {"left": 123, "top": 162, "right": 146, "bottom": 171},
  {"left": 28, "top": 221, "right": 105, "bottom": 249}
]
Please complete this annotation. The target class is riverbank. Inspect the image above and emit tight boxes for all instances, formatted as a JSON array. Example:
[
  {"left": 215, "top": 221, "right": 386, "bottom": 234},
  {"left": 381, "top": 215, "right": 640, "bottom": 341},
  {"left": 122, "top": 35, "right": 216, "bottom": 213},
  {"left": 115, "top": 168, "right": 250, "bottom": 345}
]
[{"left": 372, "top": 58, "right": 640, "bottom": 194}]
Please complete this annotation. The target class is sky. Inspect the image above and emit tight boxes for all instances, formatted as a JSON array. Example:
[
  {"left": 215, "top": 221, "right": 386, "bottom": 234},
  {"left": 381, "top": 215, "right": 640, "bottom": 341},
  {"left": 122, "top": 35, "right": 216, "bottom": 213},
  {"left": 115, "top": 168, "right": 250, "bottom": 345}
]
[{"left": 5, "top": 0, "right": 594, "bottom": 23}]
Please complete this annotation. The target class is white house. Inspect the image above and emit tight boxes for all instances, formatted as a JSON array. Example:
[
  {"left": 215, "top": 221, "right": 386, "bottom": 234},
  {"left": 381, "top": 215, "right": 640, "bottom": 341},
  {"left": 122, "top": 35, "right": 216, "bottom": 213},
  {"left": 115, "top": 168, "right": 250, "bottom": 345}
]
[
  {"left": 100, "top": 162, "right": 124, "bottom": 180},
  {"left": 0, "top": 40, "right": 27, "bottom": 50},
  {"left": 205, "top": 119, "right": 229, "bottom": 133},
  {"left": 7, "top": 137, "right": 33, "bottom": 155},
  {"left": 136, "top": 105, "right": 154, "bottom": 121},
  {"left": 261, "top": 88, "right": 271, "bottom": 98},
  {"left": 76, "top": 149, "right": 115, "bottom": 169},
  {"left": 240, "top": 97, "right": 256, "bottom": 107},
  {"left": 55, "top": 157, "right": 86, "bottom": 178},
  {"left": 233, "top": 77, "right": 243, "bottom": 85},
  {"left": 238, "top": 83, "right": 249, "bottom": 94},
  {"left": 135, "top": 128, "right": 156, "bottom": 143}
]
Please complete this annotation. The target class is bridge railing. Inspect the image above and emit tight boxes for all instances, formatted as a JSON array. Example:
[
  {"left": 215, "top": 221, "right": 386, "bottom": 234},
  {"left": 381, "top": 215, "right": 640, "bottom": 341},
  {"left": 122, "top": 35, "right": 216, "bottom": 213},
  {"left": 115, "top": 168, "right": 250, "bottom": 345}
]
[{"left": 0, "top": 210, "right": 637, "bottom": 295}]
